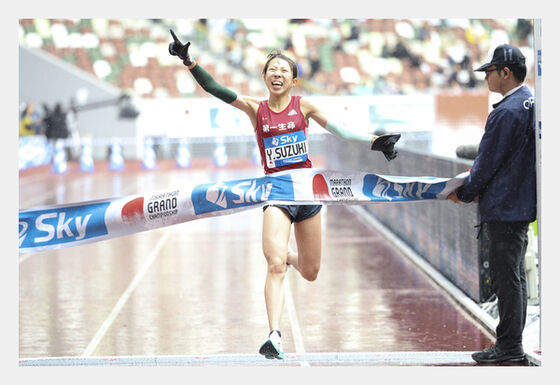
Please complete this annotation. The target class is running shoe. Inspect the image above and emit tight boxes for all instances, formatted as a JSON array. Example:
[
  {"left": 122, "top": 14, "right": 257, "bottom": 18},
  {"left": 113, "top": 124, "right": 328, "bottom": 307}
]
[{"left": 259, "top": 330, "right": 284, "bottom": 359}]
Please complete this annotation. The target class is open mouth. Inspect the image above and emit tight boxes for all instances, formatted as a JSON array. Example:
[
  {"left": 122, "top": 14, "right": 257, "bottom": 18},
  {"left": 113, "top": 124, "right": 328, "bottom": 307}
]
[{"left": 271, "top": 81, "right": 283, "bottom": 87}]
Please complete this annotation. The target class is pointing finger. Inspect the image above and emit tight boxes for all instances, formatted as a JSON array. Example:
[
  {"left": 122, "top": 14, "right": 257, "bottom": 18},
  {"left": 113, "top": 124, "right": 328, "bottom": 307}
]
[{"left": 169, "top": 29, "right": 180, "bottom": 44}]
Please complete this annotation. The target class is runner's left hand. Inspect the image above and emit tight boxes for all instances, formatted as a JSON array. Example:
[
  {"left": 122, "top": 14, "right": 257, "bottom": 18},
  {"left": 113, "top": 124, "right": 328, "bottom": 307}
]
[{"left": 371, "top": 133, "right": 401, "bottom": 161}]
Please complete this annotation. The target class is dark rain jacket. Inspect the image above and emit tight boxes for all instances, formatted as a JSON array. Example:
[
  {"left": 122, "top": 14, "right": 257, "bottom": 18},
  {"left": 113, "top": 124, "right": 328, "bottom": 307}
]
[{"left": 456, "top": 85, "right": 536, "bottom": 222}]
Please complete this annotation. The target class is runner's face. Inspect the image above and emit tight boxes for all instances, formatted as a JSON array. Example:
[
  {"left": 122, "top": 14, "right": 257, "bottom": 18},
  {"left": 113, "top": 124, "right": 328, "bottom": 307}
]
[{"left": 264, "top": 58, "right": 296, "bottom": 95}]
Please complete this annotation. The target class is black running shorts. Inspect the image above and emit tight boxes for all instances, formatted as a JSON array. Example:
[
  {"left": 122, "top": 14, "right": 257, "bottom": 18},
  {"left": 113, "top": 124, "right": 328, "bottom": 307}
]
[{"left": 263, "top": 204, "right": 322, "bottom": 223}]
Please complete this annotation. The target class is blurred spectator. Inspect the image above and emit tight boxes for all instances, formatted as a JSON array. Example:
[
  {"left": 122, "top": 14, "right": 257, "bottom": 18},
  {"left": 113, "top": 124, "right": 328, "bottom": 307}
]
[
  {"left": 48, "top": 103, "right": 69, "bottom": 140},
  {"left": 307, "top": 47, "right": 321, "bottom": 79},
  {"left": 44, "top": 102, "right": 71, "bottom": 158},
  {"left": 19, "top": 102, "right": 41, "bottom": 136},
  {"left": 516, "top": 19, "right": 532, "bottom": 45},
  {"left": 42, "top": 104, "right": 53, "bottom": 139}
]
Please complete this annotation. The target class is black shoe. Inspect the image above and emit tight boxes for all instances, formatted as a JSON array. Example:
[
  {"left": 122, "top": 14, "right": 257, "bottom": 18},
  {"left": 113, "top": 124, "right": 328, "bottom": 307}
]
[{"left": 471, "top": 345, "right": 526, "bottom": 363}]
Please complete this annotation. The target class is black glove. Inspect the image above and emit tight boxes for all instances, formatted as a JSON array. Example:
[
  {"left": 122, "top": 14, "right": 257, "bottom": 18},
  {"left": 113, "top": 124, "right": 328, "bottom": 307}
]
[
  {"left": 169, "top": 29, "right": 193, "bottom": 66},
  {"left": 371, "top": 133, "right": 401, "bottom": 161}
]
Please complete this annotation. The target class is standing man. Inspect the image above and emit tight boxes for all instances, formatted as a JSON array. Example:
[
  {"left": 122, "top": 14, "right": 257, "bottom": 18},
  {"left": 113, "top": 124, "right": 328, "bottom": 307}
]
[{"left": 448, "top": 43, "right": 536, "bottom": 363}]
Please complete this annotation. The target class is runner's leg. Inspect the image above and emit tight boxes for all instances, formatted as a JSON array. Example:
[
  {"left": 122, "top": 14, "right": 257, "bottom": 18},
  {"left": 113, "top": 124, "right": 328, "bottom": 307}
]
[
  {"left": 292, "top": 211, "right": 322, "bottom": 281},
  {"left": 262, "top": 206, "right": 292, "bottom": 331}
]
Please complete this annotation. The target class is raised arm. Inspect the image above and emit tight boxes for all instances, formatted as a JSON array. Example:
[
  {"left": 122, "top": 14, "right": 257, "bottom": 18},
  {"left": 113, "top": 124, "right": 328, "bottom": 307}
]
[
  {"left": 169, "top": 29, "right": 259, "bottom": 126},
  {"left": 301, "top": 98, "right": 401, "bottom": 161}
]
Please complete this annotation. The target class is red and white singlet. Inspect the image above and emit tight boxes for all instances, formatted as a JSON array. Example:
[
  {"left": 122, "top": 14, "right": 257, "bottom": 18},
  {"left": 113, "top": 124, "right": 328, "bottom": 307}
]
[{"left": 254, "top": 96, "right": 312, "bottom": 175}]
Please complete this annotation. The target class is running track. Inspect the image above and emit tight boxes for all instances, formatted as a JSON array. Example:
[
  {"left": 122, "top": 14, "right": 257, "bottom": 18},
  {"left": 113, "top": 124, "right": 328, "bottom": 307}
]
[{"left": 19, "top": 159, "right": 525, "bottom": 366}]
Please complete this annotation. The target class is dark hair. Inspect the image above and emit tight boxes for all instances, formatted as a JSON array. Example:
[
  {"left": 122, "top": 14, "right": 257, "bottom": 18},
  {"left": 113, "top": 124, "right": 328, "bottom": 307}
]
[
  {"left": 497, "top": 63, "right": 527, "bottom": 83},
  {"left": 262, "top": 50, "right": 298, "bottom": 79}
]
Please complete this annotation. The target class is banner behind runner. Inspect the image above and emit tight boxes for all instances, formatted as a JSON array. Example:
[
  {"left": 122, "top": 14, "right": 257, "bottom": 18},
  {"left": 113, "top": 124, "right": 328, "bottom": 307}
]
[{"left": 19, "top": 168, "right": 468, "bottom": 253}]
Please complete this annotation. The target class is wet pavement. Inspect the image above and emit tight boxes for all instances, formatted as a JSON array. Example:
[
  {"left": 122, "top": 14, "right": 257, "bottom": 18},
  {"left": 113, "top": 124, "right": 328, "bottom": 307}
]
[{"left": 19, "top": 160, "right": 520, "bottom": 366}]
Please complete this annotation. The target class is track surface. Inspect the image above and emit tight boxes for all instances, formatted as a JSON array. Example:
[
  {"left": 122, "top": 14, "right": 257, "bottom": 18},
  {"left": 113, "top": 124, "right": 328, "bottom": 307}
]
[{"left": 19, "top": 160, "right": 514, "bottom": 366}]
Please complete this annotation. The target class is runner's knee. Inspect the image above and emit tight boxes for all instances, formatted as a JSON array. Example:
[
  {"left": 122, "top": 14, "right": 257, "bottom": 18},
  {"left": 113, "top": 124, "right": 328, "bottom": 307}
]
[
  {"left": 266, "top": 253, "right": 287, "bottom": 276},
  {"left": 300, "top": 261, "right": 320, "bottom": 281}
]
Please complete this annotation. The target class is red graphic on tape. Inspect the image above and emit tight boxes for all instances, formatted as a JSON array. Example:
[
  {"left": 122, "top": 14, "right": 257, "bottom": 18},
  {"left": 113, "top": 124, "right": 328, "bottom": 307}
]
[
  {"left": 312, "top": 174, "right": 330, "bottom": 200},
  {"left": 121, "top": 197, "right": 145, "bottom": 224}
]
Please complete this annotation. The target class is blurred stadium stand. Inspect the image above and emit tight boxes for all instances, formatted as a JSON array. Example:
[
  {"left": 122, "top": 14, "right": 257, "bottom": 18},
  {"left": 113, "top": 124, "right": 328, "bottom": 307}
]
[
  {"left": 18, "top": 18, "right": 534, "bottom": 99},
  {"left": 18, "top": 18, "right": 535, "bottom": 165}
]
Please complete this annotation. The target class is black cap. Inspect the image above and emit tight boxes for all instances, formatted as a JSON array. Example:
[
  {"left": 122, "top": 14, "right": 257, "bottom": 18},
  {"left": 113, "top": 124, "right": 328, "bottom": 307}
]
[{"left": 474, "top": 44, "right": 525, "bottom": 72}]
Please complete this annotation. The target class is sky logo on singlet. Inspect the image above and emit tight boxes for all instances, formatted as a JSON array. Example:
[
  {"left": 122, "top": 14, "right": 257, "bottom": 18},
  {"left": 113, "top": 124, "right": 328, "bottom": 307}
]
[
  {"left": 191, "top": 175, "right": 295, "bottom": 215},
  {"left": 263, "top": 131, "right": 308, "bottom": 168},
  {"left": 19, "top": 202, "right": 110, "bottom": 249},
  {"left": 362, "top": 174, "right": 445, "bottom": 201}
]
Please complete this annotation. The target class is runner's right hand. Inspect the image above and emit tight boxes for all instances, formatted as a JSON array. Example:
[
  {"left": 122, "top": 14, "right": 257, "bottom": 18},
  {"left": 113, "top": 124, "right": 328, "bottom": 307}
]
[{"left": 169, "top": 29, "right": 193, "bottom": 66}]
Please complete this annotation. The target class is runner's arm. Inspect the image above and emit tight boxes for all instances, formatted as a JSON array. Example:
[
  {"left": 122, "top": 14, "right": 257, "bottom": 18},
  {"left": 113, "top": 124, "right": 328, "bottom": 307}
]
[
  {"left": 168, "top": 30, "right": 258, "bottom": 124},
  {"left": 301, "top": 99, "right": 375, "bottom": 144},
  {"left": 302, "top": 98, "right": 400, "bottom": 161},
  {"left": 186, "top": 61, "right": 238, "bottom": 104}
]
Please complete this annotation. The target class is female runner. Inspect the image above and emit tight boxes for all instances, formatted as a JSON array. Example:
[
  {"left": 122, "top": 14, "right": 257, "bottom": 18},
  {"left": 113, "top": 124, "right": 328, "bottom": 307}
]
[{"left": 169, "top": 30, "right": 400, "bottom": 359}]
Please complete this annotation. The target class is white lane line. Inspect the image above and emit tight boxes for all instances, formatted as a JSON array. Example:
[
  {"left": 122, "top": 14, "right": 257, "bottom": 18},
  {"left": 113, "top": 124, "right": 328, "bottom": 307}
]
[
  {"left": 19, "top": 351, "right": 486, "bottom": 366},
  {"left": 284, "top": 272, "right": 309, "bottom": 366},
  {"left": 82, "top": 231, "right": 170, "bottom": 357}
]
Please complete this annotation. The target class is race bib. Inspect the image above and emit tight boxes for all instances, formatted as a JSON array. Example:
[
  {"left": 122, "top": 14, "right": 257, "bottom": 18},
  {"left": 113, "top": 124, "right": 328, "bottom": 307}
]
[{"left": 263, "top": 131, "right": 309, "bottom": 168}]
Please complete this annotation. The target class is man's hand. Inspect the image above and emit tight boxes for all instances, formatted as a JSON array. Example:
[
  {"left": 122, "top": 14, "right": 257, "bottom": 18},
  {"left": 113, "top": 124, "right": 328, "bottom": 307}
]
[
  {"left": 447, "top": 191, "right": 461, "bottom": 204},
  {"left": 371, "top": 133, "right": 401, "bottom": 161},
  {"left": 169, "top": 29, "right": 193, "bottom": 66}
]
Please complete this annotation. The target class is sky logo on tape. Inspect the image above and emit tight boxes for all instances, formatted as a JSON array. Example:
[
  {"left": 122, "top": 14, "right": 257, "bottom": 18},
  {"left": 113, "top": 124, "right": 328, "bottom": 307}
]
[
  {"left": 362, "top": 175, "right": 445, "bottom": 201},
  {"left": 19, "top": 202, "right": 110, "bottom": 249},
  {"left": 191, "top": 176, "right": 294, "bottom": 215}
]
